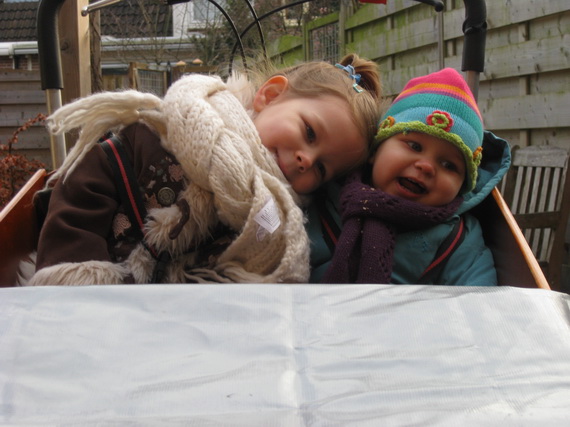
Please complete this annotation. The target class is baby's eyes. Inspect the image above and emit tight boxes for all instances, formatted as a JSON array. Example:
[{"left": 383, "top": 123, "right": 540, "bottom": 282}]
[
  {"left": 442, "top": 160, "right": 460, "bottom": 173},
  {"left": 405, "top": 141, "right": 422, "bottom": 152},
  {"left": 405, "top": 139, "right": 462, "bottom": 174}
]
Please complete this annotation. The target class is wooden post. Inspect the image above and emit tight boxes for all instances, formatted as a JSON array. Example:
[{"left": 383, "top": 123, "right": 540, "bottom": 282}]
[
  {"left": 59, "top": 0, "right": 91, "bottom": 105},
  {"left": 339, "top": 0, "right": 354, "bottom": 56},
  {"left": 90, "top": 10, "right": 103, "bottom": 93},
  {"left": 518, "top": 22, "right": 531, "bottom": 148}
]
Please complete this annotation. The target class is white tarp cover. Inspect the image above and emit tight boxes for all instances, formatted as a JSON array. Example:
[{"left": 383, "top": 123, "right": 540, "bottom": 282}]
[{"left": 1, "top": 284, "right": 569, "bottom": 426}]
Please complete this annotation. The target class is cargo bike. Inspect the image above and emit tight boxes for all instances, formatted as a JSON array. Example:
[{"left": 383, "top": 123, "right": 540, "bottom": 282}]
[
  {"left": 0, "top": 0, "right": 551, "bottom": 290},
  {"left": 3, "top": 1, "right": 570, "bottom": 424}
]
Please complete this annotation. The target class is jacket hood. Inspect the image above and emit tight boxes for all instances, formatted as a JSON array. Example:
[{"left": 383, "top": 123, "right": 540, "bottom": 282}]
[{"left": 457, "top": 131, "right": 511, "bottom": 215}]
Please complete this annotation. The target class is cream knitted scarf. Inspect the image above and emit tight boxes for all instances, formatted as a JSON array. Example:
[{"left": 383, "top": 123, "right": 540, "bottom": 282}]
[{"left": 45, "top": 74, "right": 310, "bottom": 283}]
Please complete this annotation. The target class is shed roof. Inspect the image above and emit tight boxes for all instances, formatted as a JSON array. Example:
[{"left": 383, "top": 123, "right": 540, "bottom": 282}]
[
  {"left": 0, "top": 0, "right": 172, "bottom": 43},
  {"left": 0, "top": 1, "right": 37, "bottom": 42}
]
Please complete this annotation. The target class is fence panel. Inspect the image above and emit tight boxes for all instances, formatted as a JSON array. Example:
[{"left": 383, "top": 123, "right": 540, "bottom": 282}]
[{"left": 0, "top": 70, "right": 50, "bottom": 166}]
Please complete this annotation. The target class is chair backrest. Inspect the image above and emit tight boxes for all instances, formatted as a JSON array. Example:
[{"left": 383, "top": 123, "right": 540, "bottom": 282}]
[
  {"left": 472, "top": 188, "right": 550, "bottom": 290},
  {"left": 501, "top": 146, "right": 570, "bottom": 291}
]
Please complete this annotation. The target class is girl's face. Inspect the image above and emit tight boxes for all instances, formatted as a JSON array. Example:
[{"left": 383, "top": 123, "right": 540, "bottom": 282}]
[
  {"left": 370, "top": 132, "right": 465, "bottom": 206},
  {"left": 253, "top": 76, "right": 367, "bottom": 194}
]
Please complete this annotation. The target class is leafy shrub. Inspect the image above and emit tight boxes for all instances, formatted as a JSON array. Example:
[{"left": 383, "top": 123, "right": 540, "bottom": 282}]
[{"left": 0, "top": 114, "right": 47, "bottom": 210}]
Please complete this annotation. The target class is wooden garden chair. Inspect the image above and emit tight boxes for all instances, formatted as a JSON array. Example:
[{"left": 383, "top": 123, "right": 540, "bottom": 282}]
[{"left": 501, "top": 145, "right": 570, "bottom": 291}]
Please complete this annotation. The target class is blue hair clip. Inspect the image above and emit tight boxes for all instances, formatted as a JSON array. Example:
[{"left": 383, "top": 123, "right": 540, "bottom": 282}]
[{"left": 335, "top": 63, "right": 363, "bottom": 93}]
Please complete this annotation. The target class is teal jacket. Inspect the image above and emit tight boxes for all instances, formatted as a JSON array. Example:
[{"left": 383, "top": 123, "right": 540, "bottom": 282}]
[{"left": 307, "top": 131, "right": 511, "bottom": 286}]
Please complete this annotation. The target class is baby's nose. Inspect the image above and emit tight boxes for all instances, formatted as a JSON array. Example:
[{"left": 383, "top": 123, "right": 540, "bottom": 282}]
[{"left": 415, "top": 158, "right": 436, "bottom": 175}]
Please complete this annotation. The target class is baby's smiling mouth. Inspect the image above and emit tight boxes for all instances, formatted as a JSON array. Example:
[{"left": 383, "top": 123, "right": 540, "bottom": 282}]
[{"left": 398, "top": 177, "right": 426, "bottom": 194}]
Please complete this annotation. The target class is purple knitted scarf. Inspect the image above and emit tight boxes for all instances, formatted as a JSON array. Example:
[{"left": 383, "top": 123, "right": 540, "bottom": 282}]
[{"left": 322, "top": 171, "right": 463, "bottom": 284}]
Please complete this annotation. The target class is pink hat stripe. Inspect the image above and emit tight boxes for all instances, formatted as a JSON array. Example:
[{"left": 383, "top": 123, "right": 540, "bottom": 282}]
[{"left": 396, "top": 82, "right": 482, "bottom": 119}]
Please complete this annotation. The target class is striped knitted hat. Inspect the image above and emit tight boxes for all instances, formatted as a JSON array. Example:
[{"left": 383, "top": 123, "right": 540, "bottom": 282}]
[{"left": 375, "top": 68, "right": 483, "bottom": 193}]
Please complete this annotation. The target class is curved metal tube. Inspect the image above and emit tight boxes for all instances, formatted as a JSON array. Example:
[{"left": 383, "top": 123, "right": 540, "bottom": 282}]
[
  {"left": 462, "top": 0, "right": 487, "bottom": 73},
  {"left": 37, "top": 0, "right": 68, "bottom": 168},
  {"left": 207, "top": 0, "right": 247, "bottom": 70},
  {"left": 243, "top": 0, "right": 266, "bottom": 60},
  {"left": 462, "top": 0, "right": 487, "bottom": 100},
  {"left": 37, "top": 0, "right": 67, "bottom": 91},
  {"left": 229, "top": 0, "right": 313, "bottom": 73},
  {"left": 415, "top": 0, "right": 444, "bottom": 12}
]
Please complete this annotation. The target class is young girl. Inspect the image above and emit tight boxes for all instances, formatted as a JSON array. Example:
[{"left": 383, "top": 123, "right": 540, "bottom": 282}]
[
  {"left": 309, "top": 68, "right": 511, "bottom": 286},
  {"left": 28, "top": 54, "right": 382, "bottom": 285}
]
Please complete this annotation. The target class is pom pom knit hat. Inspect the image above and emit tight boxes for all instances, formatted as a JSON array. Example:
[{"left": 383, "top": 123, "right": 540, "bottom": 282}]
[{"left": 375, "top": 68, "right": 483, "bottom": 194}]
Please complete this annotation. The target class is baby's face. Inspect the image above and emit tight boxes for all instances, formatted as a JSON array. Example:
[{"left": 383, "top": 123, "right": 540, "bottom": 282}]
[
  {"left": 370, "top": 132, "right": 465, "bottom": 206},
  {"left": 253, "top": 91, "right": 366, "bottom": 194}
]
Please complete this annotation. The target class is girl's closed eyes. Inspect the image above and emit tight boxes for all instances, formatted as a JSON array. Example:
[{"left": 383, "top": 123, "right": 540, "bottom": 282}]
[{"left": 305, "top": 123, "right": 316, "bottom": 142}]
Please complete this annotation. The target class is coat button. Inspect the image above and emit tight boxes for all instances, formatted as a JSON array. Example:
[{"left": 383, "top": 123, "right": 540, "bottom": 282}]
[{"left": 157, "top": 187, "right": 176, "bottom": 206}]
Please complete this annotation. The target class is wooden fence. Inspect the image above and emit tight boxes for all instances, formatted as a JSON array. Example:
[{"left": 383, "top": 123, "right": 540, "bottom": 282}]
[
  {"left": 0, "top": 64, "right": 172, "bottom": 169},
  {"left": 0, "top": 62, "right": 219, "bottom": 168},
  {"left": 2, "top": 2, "right": 568, "bottom": 164},
  {"left": 0, "top": 70, "right": 50, "bottom": 167},
  {"left": 271, "top": 0, "right": 570, "bottom": 151},
  {"left": 371, "top": 0, "right": 569, "bottom": 151}
]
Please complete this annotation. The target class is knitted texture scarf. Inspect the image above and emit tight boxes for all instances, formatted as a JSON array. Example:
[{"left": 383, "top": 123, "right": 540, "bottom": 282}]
[
  {"left": 322, "top": 171, "right": 462, "bottom": 284},
  {"left": 44, "top": 74, "right": 310, "bottom": 284}
]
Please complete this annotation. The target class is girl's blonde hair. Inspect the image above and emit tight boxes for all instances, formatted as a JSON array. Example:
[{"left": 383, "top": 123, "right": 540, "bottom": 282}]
[{"left": 248, "top": 54, "right": 382, "bottom": 146}]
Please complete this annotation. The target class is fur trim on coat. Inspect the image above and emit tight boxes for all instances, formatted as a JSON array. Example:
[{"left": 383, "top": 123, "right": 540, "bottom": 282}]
[{"left": 28, "top": 261, "right": 130, "bottom": 286}]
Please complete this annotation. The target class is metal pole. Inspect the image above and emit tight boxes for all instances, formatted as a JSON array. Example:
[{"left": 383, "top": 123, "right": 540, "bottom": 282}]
[
  {"left": 38, "top": 0, "right": 126, "bottom": 168},
  {"left": 461, "top": 0, "right": 487, "bottom": 101},
  {"left": 37, "top": 0, "right": 68, "bottom": 169},
  {"left": 81, "top": 0, "right": 123, "bottom": 16},
  {"left": 45, "top": 89, "right": 66, "bottom": 169},
  {"left": 437, "top": 8, "right": 444, "bottom": 69}
]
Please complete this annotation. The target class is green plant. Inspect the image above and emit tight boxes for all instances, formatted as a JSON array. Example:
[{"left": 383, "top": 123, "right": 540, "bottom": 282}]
[{"left": 0, "top": 113, "right": 47, "bottom": 210}]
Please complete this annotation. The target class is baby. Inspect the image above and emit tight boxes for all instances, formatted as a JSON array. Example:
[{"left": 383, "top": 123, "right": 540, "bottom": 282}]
[{"left": 311, "top": 67, "right": 511, "bottom": 285}]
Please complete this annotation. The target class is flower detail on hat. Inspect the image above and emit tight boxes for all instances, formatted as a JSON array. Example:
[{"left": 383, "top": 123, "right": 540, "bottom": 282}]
[
  {"left": 379, "top": 116, "right": 395, "bottom": 130},
  {"left": 427, "top": 110, "right": 454, "bottom": 132}
]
